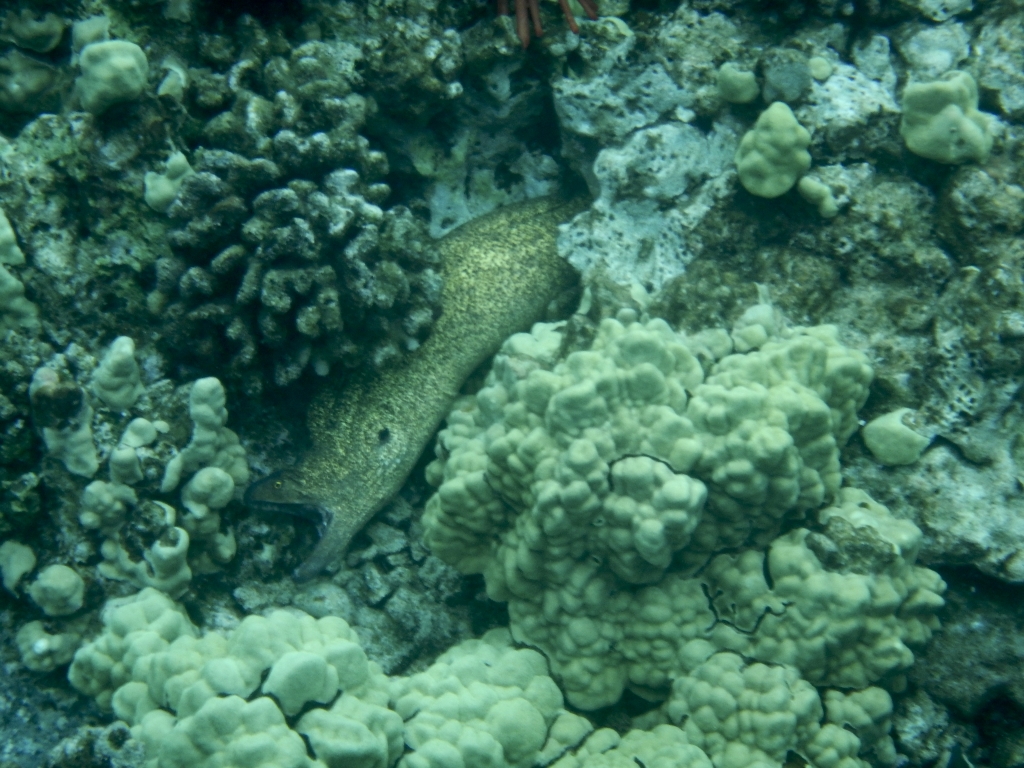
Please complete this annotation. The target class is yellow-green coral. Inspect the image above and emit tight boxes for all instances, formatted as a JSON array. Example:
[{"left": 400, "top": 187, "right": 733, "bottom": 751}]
[{"left": 423, "top": 307, "right": 941, "bottom": 711}]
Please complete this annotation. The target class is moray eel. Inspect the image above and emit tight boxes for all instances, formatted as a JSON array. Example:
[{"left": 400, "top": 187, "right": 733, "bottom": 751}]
[{"left": 245, "top": 197, "right": 583, "bottom": 581}]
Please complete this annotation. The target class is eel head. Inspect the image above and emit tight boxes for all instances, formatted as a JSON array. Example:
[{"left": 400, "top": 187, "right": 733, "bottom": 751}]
[
  {"left": 243, "top": 398, "right": 423, "bottom": 581},
  {"left": 244, "top": 469, "right": 323, "bottom": 526},
  {"left": 244, "top": 467, "right": 358, "bottom": 582}
]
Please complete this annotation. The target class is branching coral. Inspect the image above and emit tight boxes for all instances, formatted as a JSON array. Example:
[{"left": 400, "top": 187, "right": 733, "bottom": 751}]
[{"left": 151, "top": 22, "right": 443, "bottom": 393}]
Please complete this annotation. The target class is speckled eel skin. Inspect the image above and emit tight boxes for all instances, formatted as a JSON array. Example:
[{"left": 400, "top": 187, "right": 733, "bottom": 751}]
[{"left": 245, "top": 196, "right": 583, "bottom": 580}]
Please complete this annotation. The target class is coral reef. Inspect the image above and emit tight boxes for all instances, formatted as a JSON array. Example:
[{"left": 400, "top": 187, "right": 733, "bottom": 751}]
[
  {"left": 3, "top": 0, "right": 1024, "bottom": 763},
  {"left": 243, "top": 196, "right": 581, "bottom": 582}
]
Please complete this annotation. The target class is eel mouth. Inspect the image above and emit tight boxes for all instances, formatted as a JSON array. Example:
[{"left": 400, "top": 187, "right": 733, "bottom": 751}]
[
  {"left": 244, "top": 473, "right": 342, "bottom": 580},
  {"left": 244, "top": 474, "right": 328, "bottom": 533}
]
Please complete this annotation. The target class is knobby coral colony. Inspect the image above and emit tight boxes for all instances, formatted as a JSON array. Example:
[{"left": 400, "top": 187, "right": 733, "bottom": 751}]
[{"left": 497, "top": 0, "right": 599, "bottom": 48}]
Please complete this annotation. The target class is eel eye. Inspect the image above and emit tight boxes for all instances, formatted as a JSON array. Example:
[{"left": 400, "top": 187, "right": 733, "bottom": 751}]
[
  {"left": 274, "top": 480, "right": 283, "bottom": 489},
  {"left": 378, "top": 428, "right": 391, "bottom": 443}
]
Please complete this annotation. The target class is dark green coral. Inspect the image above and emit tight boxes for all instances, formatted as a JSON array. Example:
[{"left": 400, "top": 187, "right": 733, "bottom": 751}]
[{"left": 152, "top": 26, "right": 443, "bottom": 393}]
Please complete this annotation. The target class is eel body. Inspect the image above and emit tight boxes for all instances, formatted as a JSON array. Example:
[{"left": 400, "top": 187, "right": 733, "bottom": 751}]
[{"left": 245, "top": 197, "right": 582, "bottom": 580}]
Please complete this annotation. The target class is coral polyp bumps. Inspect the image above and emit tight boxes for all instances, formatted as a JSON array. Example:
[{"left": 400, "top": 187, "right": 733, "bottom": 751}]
[
  {"left": 56, "top": 307, "right": 945, "bottom": 768},
  {"left": 424, "top": 307, "right": 944, "bottom": 714}
]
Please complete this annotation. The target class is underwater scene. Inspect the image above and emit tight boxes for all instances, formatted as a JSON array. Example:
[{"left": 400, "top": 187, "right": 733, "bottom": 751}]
[{"left": 1, "top": 0, "right": 1023, "bottom": 765}]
